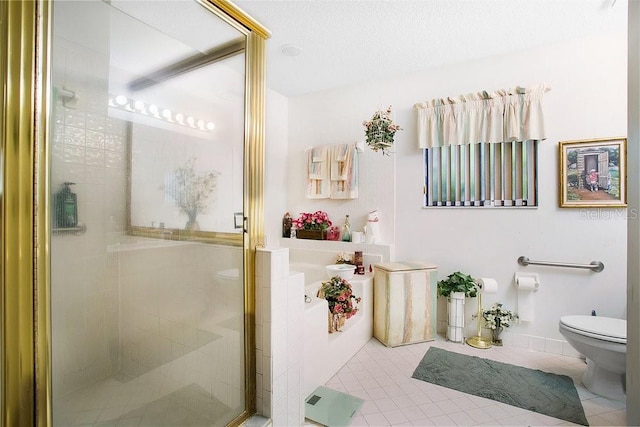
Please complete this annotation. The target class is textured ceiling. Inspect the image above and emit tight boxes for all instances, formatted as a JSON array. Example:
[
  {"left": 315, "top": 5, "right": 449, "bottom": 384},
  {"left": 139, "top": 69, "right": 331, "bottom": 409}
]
[{"left": 234, "top": 0, "right": 627, "bottom": 97}]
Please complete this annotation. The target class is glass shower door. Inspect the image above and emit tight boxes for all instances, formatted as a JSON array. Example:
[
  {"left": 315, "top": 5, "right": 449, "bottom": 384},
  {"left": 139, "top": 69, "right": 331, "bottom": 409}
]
[{"left": 49, "top": 1, "right": 247, "bottom": 425}]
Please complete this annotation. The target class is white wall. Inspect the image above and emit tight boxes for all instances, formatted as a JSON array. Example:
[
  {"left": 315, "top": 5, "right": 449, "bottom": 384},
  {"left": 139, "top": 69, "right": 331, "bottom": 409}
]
[
  {"left": 285, "top": 29, "right": 628, "bottom": 342},
  {"left": 264, "top": 88, "right": 290, "bottom": 246}
]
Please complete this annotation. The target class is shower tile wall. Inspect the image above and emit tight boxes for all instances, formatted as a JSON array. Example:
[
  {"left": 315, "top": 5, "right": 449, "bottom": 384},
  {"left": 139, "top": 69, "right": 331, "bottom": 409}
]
[
  {"left": 50, "top": 35, "right": 126, "bottom": 396},
  {"left": 51, "top": 34, "right": 246, "bottom": 424},
  {"left": 114, "top": 243, "right": 245, "bottom": 410}
]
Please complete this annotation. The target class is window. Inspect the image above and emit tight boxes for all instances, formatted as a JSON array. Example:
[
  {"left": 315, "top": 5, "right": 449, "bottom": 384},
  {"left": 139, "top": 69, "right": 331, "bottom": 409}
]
[{"left": 424, "top": 140, "right": 538, "bottom": 207}]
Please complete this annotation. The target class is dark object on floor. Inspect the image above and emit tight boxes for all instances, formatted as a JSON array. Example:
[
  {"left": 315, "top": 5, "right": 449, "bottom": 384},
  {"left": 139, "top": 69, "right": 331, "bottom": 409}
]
[{"left": 412, "top": 347, "right": 589, "bottom": 426}]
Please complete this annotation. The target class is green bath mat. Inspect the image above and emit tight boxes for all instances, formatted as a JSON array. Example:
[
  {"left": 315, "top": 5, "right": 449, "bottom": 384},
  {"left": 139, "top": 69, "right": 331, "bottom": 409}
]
[
  {"left": 412, "top": 347, "right": 588, "bottom": 426},
  {"left": 305, "top": 386, "right": 363, "bottom": 426}
]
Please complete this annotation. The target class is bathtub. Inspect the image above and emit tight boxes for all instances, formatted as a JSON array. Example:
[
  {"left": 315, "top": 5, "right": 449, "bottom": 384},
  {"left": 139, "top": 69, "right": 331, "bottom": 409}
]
[
  {"left": 300, "top": 273, "right": 374, "bottom": 397},
  {"left": 290, "top": 262, "right": 327, "bottom": 285},
  {"left": 107, "top": 237, "right": 191, "bottom": 252}
]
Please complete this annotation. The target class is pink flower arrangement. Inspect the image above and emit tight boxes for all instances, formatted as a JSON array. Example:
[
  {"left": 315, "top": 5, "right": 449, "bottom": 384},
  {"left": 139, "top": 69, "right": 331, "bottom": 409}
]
[
  {"left": 319, "top": 276, "right": 361, "bottom": 319},
  {"left": 293, "top": 211, "right": 332, "bottom": 231}
]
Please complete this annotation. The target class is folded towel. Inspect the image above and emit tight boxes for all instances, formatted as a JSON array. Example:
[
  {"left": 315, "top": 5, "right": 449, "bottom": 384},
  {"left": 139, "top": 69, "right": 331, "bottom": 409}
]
[
  {"left": 334, "top": 144, "right": 349, "bottom": 161},
  {"left": 330, "top": 143, "right": 358, "bottom": 199},
  {"left": 306, "top": 147, "right": 330, "bottom": 199},
  {"left": 331, "top": 144, "right": 352, "bottom": 181},
  {"left": 308, "top": 147, "right": 328, "bottom": 180}
]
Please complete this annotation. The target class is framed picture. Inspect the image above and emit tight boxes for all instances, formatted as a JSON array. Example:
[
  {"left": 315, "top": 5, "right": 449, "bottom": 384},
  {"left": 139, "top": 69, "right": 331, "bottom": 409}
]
[{"left": 559, "top": 137, "right": 627, "bottom": 208}]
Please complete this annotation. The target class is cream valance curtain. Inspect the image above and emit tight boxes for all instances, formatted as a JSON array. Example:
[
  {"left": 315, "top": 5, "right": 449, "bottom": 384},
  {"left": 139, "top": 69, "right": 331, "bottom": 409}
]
[{"left": 414, "top": 83, "right": 550, "bottom": 148}]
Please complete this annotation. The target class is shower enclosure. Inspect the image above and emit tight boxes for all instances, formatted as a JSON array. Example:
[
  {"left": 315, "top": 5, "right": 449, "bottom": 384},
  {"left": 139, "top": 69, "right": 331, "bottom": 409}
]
[{"left": 0, "top": 0, "right": 267, "bottom": 425}]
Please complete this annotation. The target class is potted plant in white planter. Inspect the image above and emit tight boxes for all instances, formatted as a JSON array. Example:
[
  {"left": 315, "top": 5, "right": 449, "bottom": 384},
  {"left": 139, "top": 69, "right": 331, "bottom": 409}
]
[{"left": 437, "top": 272, "right": 478, "bottom": 342}]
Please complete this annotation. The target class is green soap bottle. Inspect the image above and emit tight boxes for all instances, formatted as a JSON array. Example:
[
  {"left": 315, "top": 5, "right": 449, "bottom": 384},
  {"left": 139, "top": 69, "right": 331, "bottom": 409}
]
[
  {"left": 341, "top": 214, "right": 351, "bottom": 242},
  {"left": 55, "top": 182, "right": 78, "bottom": 228}
]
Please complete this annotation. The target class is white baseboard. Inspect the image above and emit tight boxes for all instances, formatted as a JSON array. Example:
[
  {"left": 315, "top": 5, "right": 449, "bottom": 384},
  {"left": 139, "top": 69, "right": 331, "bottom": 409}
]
[
  {"left": 502, "top": 331, "right": 582, "bottom": 358},
  {"left": 436, "top": 320, "right": 581, "bottom": 358}
]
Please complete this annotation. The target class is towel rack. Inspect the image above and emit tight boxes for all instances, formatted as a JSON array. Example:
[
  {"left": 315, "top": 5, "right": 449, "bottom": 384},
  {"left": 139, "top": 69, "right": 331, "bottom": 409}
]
[{"left": 517, "top": 256, "right": 604, "bottom": 273}]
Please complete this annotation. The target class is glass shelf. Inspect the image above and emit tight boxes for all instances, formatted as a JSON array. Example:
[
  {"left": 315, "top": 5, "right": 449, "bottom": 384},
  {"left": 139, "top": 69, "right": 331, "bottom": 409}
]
[{"left": 52, "top": 223, "right": 86, "bottom": 235}]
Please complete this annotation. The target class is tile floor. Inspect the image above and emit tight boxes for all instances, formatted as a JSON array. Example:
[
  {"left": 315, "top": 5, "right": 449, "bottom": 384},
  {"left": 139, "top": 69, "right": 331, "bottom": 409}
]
[
  {"left": 307, "top": 336, "right": 627, "bottom": 426},
  {"left": 55, "top": 311, "right": 244, "bottom": 427}
]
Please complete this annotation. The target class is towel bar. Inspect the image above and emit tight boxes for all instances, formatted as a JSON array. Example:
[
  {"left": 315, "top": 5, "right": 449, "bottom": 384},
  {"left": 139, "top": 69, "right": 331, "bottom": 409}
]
[{"left": 517, "top": 256, "right": 604, "bottom": 273}]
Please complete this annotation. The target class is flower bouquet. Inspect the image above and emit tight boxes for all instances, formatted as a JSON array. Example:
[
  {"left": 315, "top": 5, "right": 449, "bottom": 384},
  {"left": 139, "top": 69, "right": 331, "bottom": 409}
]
[
  {"left": 293, "top": 211, "right": 332, "bottom": 240},
  {"left": 318, "top": 276, "right": 361, "bottom": 333},
  {"left": 482, "top": 303, "right": 518, "bottom": 346},
  {"left": 173, "top": 157, "right": 218, "bottom": 230},
  {"left": 362, "top": 106, "right": 402, "bottom": 155},
  {"left": 335, "top": 251, "right": 354, "bottom": 265}
]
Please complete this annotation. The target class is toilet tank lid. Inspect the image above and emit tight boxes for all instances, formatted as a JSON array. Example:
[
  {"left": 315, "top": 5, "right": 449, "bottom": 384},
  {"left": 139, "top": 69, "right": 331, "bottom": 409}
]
[
  {"left": 560, "top": 315, "right": 626, "bottom": 340},
  {"left": 374, "top": 261, "right": 437, "bottom": 272}
]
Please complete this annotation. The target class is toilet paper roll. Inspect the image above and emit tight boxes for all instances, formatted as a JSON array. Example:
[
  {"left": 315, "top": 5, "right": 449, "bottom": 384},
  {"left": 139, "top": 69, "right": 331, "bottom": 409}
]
[
  {"left": 516, "top": 276, "right": 539, "bottom": 321},
  {"left": 477, "top": 277, "right": 498, "bottom": 294},
  {"left": 515, "top": 276, "right": 539, "bottom": 291}
]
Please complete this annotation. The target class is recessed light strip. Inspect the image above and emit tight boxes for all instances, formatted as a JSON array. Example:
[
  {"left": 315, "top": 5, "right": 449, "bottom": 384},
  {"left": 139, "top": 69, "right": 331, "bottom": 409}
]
[{"left": 108, "top": 94, "right": 215, "bottom": 132}]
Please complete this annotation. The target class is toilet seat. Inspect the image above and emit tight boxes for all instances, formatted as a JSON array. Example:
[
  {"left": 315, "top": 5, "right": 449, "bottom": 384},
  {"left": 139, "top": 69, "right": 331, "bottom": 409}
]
[{"left": 560, "top": 315, "right": 626, "bottom": 344}]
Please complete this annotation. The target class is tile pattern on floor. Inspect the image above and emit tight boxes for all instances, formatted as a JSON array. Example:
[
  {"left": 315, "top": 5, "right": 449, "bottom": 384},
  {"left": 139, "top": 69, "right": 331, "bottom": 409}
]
[{"left": 307, "top": 336, "right": 626, "bottom": 426}]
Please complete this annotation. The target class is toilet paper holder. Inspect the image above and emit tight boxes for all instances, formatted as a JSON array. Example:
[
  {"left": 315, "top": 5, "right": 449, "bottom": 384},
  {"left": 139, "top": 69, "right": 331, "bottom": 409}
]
[{"left": 514, "top": 272, "right": 539, "bottom": 290}]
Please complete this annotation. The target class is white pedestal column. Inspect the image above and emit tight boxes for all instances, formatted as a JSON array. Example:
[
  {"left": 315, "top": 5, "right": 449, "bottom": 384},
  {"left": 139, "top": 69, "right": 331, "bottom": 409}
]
[{"left": 447, "top": 292, "right": 465, "bottom": 342}]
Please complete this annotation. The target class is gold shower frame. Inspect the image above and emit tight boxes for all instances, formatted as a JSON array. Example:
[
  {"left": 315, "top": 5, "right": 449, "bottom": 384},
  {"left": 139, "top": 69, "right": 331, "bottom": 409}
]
[{"left": 0, "top": 0, "right": 269, "bottom": 425}]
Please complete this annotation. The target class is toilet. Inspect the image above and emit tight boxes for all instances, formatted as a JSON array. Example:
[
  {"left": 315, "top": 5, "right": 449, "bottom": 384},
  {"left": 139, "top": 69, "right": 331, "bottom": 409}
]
[{"left": 559, "top": 315, "right": 626, "bottom": 401}]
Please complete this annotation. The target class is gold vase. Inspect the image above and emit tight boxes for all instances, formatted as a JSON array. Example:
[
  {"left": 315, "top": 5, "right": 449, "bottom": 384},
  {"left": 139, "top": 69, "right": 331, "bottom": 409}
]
[{"left": 328, "top": 312, "right": 345, "bottom": 333}]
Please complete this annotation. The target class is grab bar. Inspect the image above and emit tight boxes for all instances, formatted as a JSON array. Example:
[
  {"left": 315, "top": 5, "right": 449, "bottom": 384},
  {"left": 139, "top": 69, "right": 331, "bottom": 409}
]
[{"left": 517, "top": 256, "right": 604, "bottom": 273}]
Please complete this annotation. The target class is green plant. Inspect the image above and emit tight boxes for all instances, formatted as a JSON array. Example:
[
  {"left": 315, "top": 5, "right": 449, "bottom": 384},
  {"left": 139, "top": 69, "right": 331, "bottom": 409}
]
[
  {"left": 362, "top": 106, "right": 402, "bottom": 155},
  {"left": 437, "top": 271, "right": 478, "bottom": 297},
  {"left": 483, "top": 303, "right": 518, "bottom": 329}
]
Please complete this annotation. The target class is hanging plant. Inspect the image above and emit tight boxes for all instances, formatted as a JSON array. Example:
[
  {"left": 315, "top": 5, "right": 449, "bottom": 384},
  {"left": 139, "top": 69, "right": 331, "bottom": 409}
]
[{"left": 362, "top": 106, "right": 402, "bottom": 155}]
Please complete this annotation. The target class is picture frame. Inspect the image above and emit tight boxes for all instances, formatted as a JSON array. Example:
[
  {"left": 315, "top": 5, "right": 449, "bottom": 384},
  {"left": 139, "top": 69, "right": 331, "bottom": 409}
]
[{"left": 559, "top": 137, "right": 627, "bottom": 208}]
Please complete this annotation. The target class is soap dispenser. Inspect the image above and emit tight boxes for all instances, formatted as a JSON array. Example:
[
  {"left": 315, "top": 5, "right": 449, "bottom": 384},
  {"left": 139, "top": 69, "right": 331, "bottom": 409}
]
[{"left": 55, "top": 182, "right": 78, "bottom": 228}]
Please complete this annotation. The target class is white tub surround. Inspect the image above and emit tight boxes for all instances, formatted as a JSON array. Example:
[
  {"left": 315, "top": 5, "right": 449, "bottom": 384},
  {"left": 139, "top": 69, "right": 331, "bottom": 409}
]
[
  {"left": 289, "top": 263, "right": 327, "bottom": 285},
  {"left": 255, "top": 247, "right": 374, "bottom": 423},
  {"left": 281, "top": 238, "right": 393, "bottom": 265},
  {"left": 303, "top": 275, "right": 373, "bottom": 397},
  {"left": 373, "top": 262, "right": 438, "bottom": 347},
  {"left": 106, "top": 236, "right": 191, "bottom": 252},
  {"left": 255, "top": 248, "right": 305, "bottom": 426}
]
